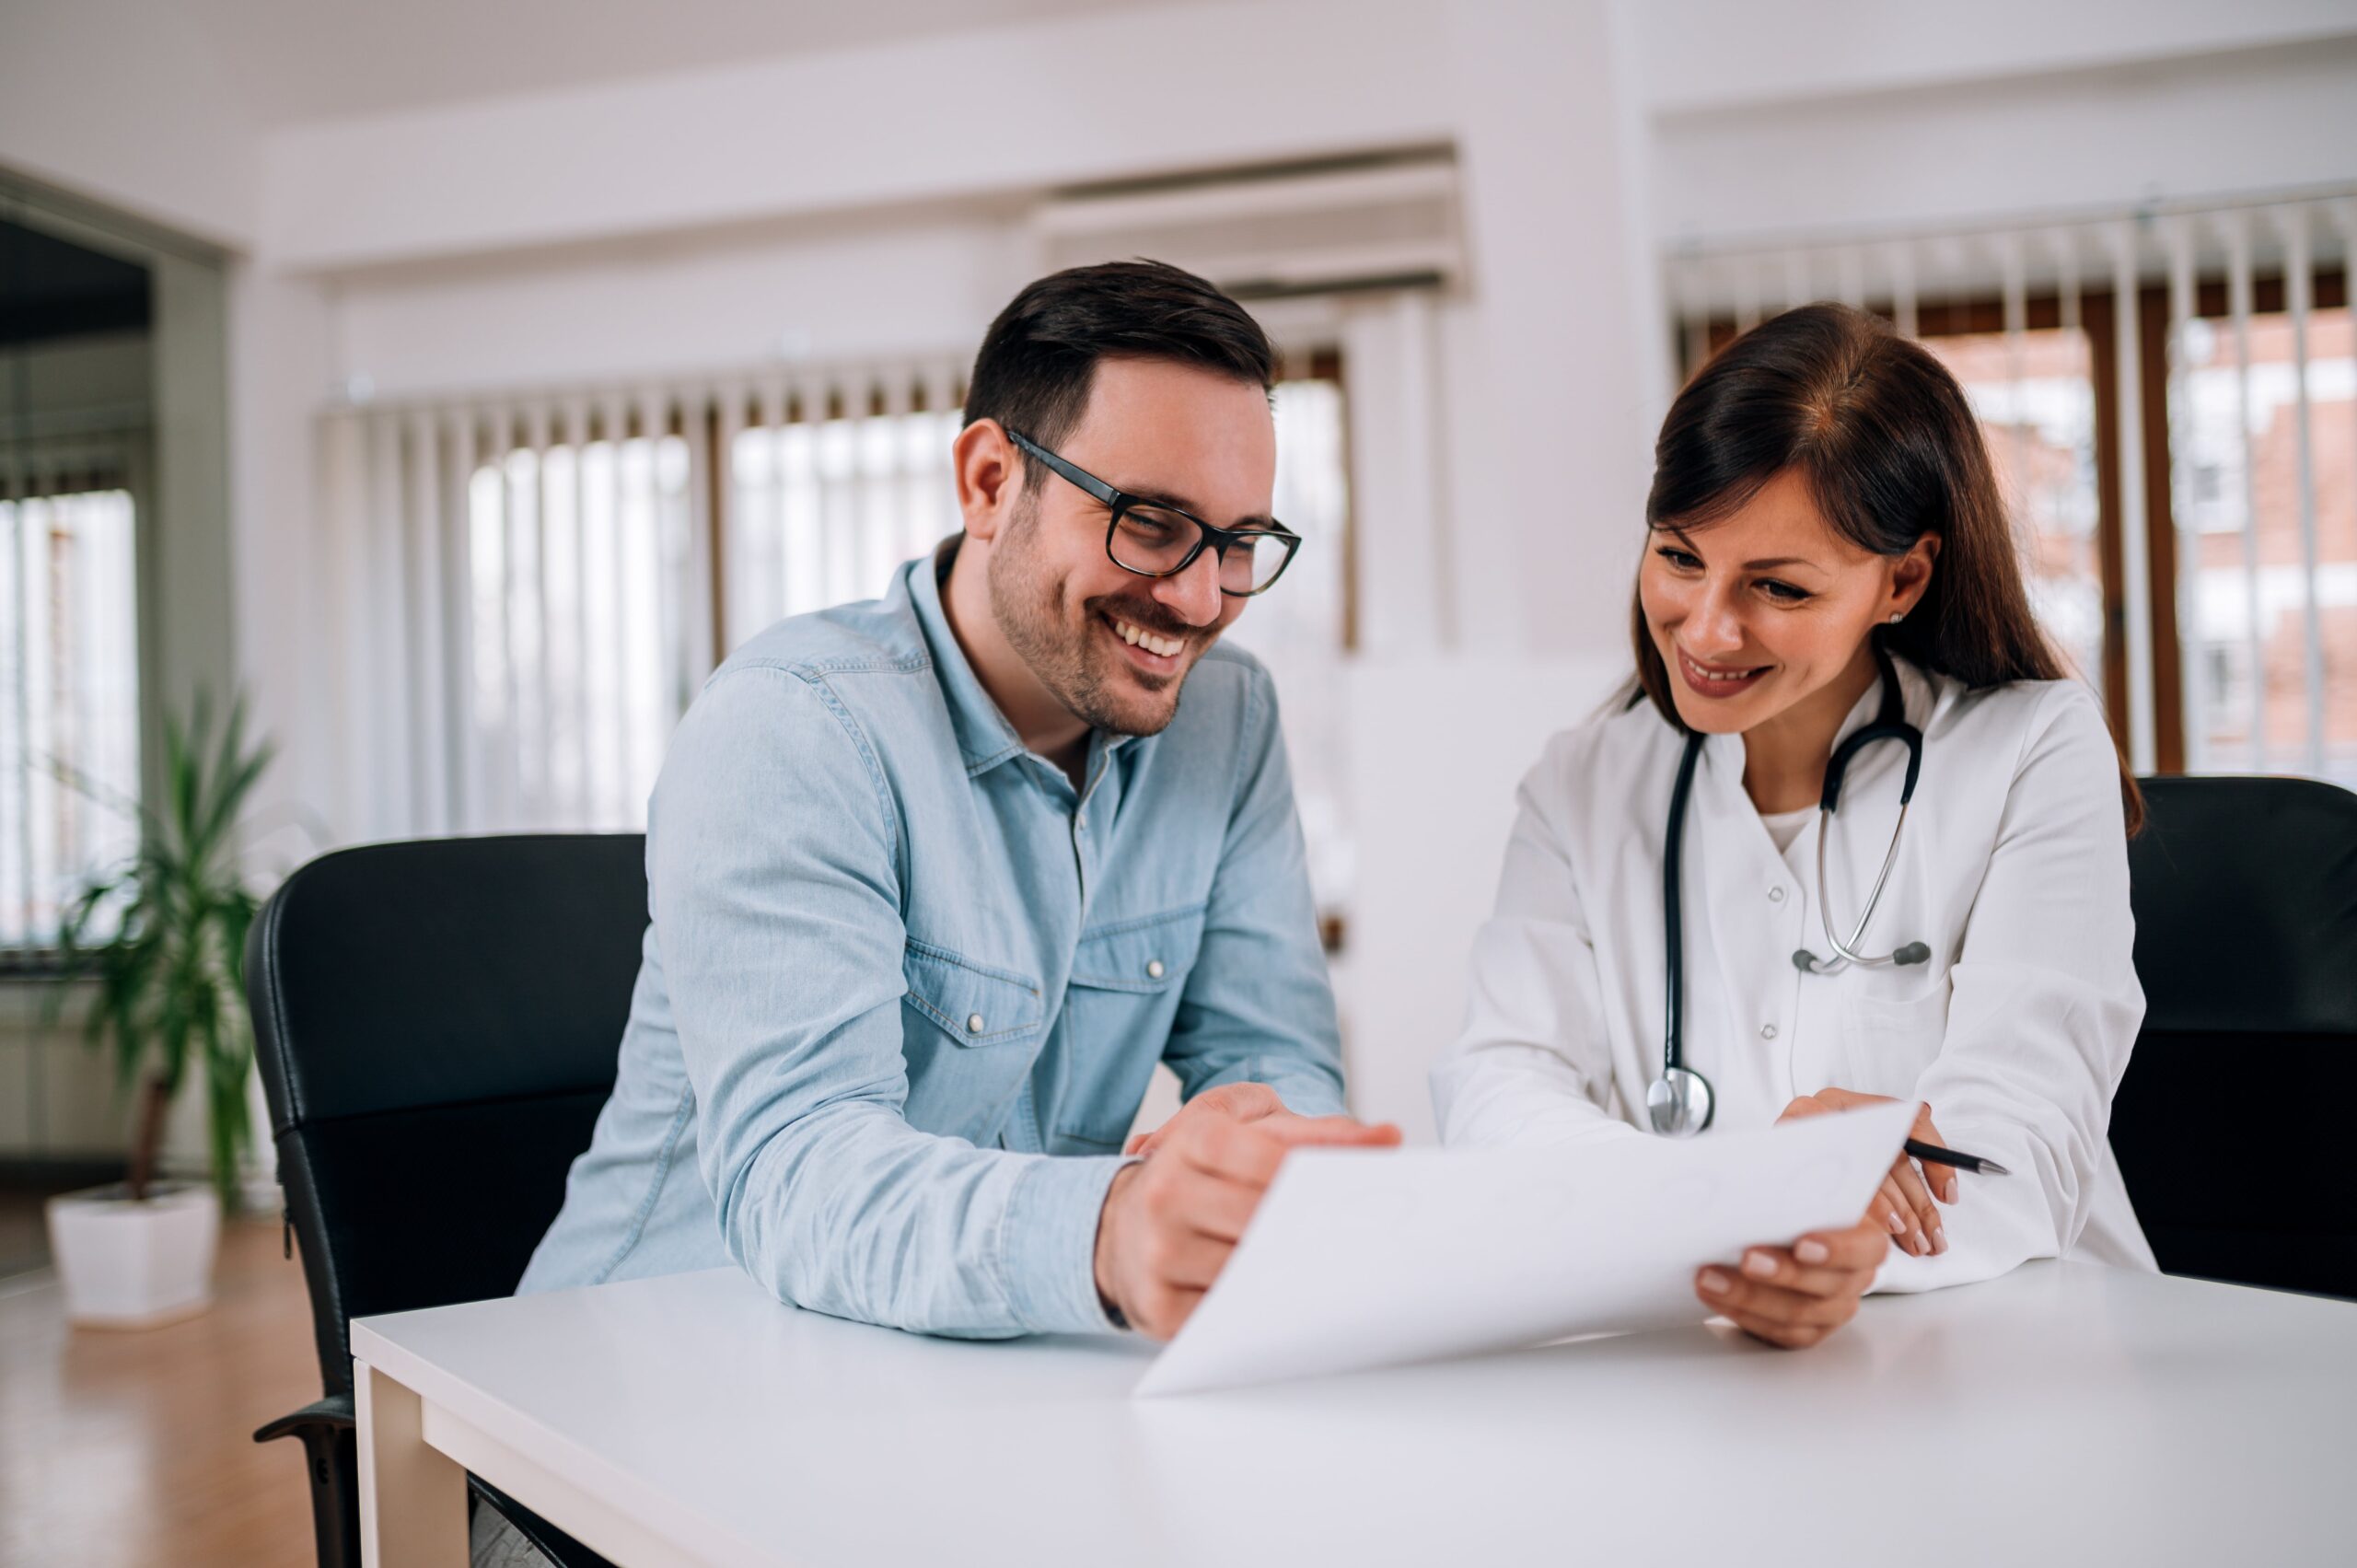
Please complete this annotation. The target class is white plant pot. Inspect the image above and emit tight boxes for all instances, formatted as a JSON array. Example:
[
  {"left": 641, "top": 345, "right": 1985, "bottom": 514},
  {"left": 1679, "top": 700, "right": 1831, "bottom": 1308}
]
[{"left": 44, "top": 1182, "right": 222, "bottom": 1329}]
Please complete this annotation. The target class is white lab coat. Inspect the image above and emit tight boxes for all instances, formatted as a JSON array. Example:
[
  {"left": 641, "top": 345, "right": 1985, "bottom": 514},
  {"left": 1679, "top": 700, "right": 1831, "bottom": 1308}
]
[{"left": 1430, "top": 656, "right": 2157, "bottom": 1290}]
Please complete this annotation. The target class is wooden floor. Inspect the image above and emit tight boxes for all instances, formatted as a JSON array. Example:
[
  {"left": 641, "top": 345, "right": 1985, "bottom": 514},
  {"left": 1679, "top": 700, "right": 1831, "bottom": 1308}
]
[{"left": 0, "top": 1204, "right": 320, "bottom": 1566}]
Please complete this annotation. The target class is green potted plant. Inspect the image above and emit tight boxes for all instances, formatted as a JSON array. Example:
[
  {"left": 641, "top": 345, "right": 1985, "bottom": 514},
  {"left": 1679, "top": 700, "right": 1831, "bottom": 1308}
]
[{"left": 42, "top": 694, "right": 273, "bottom": 1328}]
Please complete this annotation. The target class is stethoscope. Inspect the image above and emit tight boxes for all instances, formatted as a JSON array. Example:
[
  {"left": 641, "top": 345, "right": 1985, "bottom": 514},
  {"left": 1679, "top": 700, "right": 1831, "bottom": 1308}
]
[{"left": 1646, "top": 641, "right": 1935, "bottom": 1138}]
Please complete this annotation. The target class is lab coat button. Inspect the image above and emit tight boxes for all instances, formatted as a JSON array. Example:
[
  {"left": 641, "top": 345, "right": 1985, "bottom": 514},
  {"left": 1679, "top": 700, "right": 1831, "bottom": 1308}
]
[
  {"left": 1759, "top": 1023, "right": 1779, "bottom": 1040},
  {"left": 967, "top": 1014, "right": 985, "bottom": 1034},
  {"left": 1145, "top": 959, "right": 1165, "bottom": 979},
  {"left": 1768, "top": 886, "right": 1787, "bottom": 903}
]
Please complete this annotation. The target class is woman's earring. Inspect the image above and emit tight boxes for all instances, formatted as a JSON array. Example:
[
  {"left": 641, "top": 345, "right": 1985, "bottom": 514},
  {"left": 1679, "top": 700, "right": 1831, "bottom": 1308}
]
[{"left": 1888, "top": 612, "right": 1905, "bottom": 624}]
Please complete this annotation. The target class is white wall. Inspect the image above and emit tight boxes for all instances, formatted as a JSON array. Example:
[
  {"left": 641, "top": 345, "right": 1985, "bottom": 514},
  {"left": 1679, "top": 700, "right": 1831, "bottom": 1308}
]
[
  {"left": 0, "top": 0, "right": 256, "bottom": 248},
  {"left": 1630, "top": 0, "right": 2357, "bottom": 119},
  {"left": 327, "top": 212, "right": 1028, "bottom": 401},
  {"left": 1650, "top": 31, "right": 2357, "bottom": 249},
  {"left": 258, "top": 0, "right": 1457, "bottom": 273}
]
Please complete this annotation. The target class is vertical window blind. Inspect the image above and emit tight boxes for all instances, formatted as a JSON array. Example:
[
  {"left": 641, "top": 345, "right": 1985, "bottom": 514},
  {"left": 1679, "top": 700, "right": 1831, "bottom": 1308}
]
[
  {"left": 321, "top": 351, "right": 1355, "bottom": 864},
  {"left": 0, "top": 453, "right": 141, "bottom": 952},
  {"left": 1667, "top": 188, "right": 2356, "bottom": 787}
]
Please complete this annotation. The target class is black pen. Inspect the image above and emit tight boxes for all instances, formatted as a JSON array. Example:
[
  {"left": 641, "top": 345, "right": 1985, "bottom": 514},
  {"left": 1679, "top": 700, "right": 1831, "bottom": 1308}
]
[{"left": 1905, "top": 1138, "right": 2010, "bottom": 1177}]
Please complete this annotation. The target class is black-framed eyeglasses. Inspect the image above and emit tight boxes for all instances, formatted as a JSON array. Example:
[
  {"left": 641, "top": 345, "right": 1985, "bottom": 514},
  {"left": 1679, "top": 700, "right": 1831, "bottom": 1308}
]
[{"left": 1005, "top": 428, "right": 1302, "bottom": 597}]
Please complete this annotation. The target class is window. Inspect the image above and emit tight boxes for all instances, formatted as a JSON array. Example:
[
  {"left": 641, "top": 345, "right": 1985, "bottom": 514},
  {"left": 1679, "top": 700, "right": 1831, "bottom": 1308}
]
[
  {"left": 463, "top": 429, "right": 692, "bottom": 830},
  {"left": 1225, "top": 361, "right": 1353, "bottom": 927},
  {"left": 0, "top": 486, "right": 141, "bottom": 950},
  {"left": 1669, "top": 191, "right": 2356, "bottom": 788},
  {"left": 358, "top": 349, "right": 1358, "bottom": 846},
  {"left": 1920, "top": 327, "right": 2105, "bottom": 689},
  {"left": 2169, "top": 293, "right": 2355, "bottom": 782},
  {"left": 726, "top": 398, "right": 961, "bottom": 633}
]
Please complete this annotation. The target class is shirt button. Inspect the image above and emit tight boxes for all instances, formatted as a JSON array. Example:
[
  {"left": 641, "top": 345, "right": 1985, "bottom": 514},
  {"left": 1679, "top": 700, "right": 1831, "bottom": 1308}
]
[
  {"left": 1145, "top": 959, "right": 1165, "bottom": 980},
  {"left": 1768, "top": 886, "right": 1787, "bottom": 903},
  {"left": 966, "top": 1014, "right": 985, "bottom": 1034},
  {"left": 1076, "top": 811, "right": 1089, "bottom": 830},
  {"left": 1759, "top": 1023, "right": 1779, "bottom": 1040}
]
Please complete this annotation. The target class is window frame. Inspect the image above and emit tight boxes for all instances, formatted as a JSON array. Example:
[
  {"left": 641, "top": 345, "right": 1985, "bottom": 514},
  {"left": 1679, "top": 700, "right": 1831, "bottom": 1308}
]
[{"left": 1681, "top": 267, "right": 2351, "bottom": 775}]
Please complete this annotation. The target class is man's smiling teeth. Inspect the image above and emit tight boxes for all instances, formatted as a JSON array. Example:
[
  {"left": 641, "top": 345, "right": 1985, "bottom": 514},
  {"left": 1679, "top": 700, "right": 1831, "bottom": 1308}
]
[{"left": 1112, "top": 618, "right": 1184, "bottom": 658}]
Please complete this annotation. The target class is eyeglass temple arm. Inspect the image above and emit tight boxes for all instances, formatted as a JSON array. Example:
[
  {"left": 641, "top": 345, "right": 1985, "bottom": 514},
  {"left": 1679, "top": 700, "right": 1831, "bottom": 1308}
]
[{"left": 1004, "top": 428, "right": 1119, "bottom": 507}]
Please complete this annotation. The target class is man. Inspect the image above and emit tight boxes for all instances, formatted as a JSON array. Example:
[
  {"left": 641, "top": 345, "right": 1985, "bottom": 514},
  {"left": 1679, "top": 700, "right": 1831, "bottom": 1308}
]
[{"left": 517, "top": 260, "right": 1397, "bottom": 1344}]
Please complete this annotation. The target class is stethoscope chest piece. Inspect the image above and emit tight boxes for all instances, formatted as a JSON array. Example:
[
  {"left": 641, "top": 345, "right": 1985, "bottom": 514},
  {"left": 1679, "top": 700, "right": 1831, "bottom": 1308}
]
[{"left": 1646, "top": 1065, "right": 1714, "bottom": 1138}]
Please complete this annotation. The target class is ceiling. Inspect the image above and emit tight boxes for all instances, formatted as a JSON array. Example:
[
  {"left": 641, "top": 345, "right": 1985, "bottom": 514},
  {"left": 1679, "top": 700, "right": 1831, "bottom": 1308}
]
[{"left": 185, "top": 0, "right": 1175, "bottom": 127}]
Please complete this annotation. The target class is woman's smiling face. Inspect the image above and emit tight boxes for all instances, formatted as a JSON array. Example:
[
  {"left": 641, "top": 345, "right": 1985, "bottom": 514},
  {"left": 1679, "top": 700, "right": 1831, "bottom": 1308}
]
[{"left": 1639, "top": 469, "right": 1938, "bottom": 736}]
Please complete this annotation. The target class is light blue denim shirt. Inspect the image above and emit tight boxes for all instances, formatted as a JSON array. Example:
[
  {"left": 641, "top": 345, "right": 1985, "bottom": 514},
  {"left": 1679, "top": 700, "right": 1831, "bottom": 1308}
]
[{"left": 517, "top": 543, "right": 1346, "bottom": 1336}]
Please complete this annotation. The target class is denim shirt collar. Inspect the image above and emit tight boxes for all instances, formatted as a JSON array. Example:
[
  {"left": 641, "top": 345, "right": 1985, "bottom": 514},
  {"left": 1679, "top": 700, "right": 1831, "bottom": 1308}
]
[
  {"left": 907, "top": 540, "right": 1029, "bottom": 778},
  {"left": 910, "top": 538, "right": 1137, "bottom": 790}
]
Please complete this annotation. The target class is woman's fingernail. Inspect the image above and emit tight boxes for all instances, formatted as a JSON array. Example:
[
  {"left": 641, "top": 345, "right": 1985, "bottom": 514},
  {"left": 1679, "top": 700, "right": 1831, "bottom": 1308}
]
[
  {"left": 1944, "top": 1177, "right": 1959, "bottom": 1203},
  {"left": 1795, "top": 1238, "right": 1829, "bottom": 1264},
  {"left": 1887, "top": 1210, "right": 1906, "bottom": 1234},
  {"left": 1931, "top": 1227, "right": 1947, "bottom": 1255},
  {"left": 1699, "top": 1269, "right": 1732, "bottom": 1295},
  {"left": 1743, "top": 1250, "right": 1776, "bottom": 1278}
]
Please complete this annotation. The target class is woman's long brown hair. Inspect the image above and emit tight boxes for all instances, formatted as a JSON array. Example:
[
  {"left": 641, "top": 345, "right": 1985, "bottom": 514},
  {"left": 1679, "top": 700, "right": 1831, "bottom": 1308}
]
[{"left": 1628, "top": 302, "right": 2143, "bottom": 834}]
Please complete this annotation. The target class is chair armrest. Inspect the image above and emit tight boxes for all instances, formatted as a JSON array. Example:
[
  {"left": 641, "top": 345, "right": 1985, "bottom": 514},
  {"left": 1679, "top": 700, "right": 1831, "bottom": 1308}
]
[{"left": 254, "top": 1393, "right": 355, "bottom": 1445}]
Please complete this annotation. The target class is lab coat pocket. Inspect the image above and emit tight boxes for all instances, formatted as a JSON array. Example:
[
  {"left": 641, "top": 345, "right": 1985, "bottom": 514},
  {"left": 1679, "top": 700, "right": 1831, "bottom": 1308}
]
[
  {"left": 1838, "top": 986, "right": 1951, "bottom": 1100},
  {"left": 1054, "top": 904, "right": 1206, "bottom": 1149}
]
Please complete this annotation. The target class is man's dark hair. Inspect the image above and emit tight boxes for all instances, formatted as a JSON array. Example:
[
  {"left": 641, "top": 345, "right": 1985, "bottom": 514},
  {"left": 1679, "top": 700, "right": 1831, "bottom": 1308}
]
[{"left": 963, "top": 259, "right": 1274, "bottom": 491}]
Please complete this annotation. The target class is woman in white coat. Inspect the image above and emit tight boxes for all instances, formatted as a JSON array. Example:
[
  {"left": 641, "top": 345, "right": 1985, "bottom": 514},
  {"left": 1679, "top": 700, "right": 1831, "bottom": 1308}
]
[{"left": 1432, "top": 302, "right": 2154, "bottom": 1348}]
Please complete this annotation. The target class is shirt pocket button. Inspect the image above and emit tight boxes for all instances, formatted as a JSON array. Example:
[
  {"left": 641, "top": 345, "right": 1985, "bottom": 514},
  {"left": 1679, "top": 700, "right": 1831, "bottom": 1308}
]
[{"left": 967, "top": 1014, "right": 985, "bottom": 1034}]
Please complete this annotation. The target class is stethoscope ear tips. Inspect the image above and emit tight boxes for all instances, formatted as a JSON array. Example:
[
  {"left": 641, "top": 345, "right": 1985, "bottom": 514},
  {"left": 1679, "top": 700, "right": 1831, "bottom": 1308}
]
[
  {"left": 1894, "top": 942, "right": 1933, "bottom": 966},
  {"left": 1791, "top": 948, "right": 1822, "bottom": 973}
]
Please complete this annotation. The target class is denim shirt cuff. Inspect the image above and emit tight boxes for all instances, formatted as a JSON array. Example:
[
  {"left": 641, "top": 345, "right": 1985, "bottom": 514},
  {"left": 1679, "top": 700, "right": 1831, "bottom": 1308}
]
[
  {"left": 1002, "top": 1153, "right": 1133, "bottom": 1334},
  {"left": 1260, "top": 1074, "right": 1349, "bottom": 1121},
  {"left": 1192, "top": 1063, "right": 1349, "bottom": 1121}
]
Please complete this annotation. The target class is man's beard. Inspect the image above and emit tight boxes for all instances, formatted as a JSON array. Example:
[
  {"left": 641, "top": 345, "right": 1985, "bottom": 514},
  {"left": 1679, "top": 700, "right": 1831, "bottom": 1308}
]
[{"left": 987, "top": 498, "right": 1199, "bottom": 738}]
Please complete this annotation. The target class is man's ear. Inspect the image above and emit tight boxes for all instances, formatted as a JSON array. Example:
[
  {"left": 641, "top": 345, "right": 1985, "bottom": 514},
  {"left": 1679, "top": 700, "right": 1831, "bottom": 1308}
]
[
  {"left": 955, "top": 419, "right": 1020, "bottom": 542},
  {"left": 1891, "top": 532, "right": 1941, "bottom": 619}
]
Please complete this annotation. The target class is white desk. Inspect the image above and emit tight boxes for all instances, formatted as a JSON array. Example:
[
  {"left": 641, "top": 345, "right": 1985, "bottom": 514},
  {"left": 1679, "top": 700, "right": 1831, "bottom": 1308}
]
[{"left": 351, "top": 1261, "right": 2356, "bottom": 1567}]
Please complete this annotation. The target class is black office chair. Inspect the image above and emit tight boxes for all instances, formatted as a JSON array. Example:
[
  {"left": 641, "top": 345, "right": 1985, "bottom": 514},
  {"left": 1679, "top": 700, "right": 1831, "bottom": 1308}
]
[
  {"left": 247, "top": 834, "right": 649, "bottom": 1568},
  {"left": 2113, "top": 774, "right": 2357, "bottom": 1300}
]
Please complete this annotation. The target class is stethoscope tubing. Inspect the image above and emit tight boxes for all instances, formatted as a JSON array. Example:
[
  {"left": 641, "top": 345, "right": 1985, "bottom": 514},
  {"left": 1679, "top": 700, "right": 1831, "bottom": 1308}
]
[
  {"left": 1652, "top": 645, "right": 1930, "bottom": 1135},
  {"left": 1806, "top": 796, "right": 1913, "bottom": 971}
]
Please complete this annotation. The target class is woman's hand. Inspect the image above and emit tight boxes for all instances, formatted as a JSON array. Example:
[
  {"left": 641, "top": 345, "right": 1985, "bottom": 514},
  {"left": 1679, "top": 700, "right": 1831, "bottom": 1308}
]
[
  {"left": 1694, "top": 1217, "right": 1890, "bottom": 1348},
  {"left": 1779, "top": 1086, "right": 1958, "bottom": 1258}
]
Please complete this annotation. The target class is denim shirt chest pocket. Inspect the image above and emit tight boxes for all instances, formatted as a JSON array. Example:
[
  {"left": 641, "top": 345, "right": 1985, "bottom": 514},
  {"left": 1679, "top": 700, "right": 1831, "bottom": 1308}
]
[
  {"left": 900, "top": 938, "right": 1045, "bottom": 1140},
  {"left": 1052, "top": 903, "right": 1207, "bottom": 1150}
]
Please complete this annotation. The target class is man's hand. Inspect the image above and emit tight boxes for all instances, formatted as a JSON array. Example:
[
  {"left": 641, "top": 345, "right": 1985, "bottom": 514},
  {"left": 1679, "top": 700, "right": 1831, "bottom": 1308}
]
[
  {"left": 1694, "top": 1216, "right": 1890, "bottom": 1348},
  {"left": 1097, "top": 1088, "right": 1399, "bottom": 1340},
  {"left": 1780, "top": 1086, "right": 1958, "bottom": 1258},
  {"left": 1123, "top": 1081, "right": 1302, "bottom": 1157}
]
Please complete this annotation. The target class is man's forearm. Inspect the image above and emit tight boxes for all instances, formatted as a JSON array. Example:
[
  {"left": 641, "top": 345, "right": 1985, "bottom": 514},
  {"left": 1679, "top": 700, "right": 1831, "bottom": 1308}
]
[{"left": 717, "top": 1101, "right": 1131, "bottom": 1338}]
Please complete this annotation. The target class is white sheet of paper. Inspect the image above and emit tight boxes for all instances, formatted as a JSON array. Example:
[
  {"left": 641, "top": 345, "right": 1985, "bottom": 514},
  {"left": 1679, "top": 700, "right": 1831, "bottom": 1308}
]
[{"left": 1134, "top": 1102, "right": 1915, "bottom": 1397}]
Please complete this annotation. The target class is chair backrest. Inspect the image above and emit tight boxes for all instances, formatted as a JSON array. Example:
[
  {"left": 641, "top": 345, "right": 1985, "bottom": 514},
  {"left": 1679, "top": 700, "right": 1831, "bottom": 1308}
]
[
  {"left": 2114, "top": 775, "right": 2357, "bottom": 1298},
  {"left": 247, "top": 834, "right": 647, "bottom": 1399}
]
